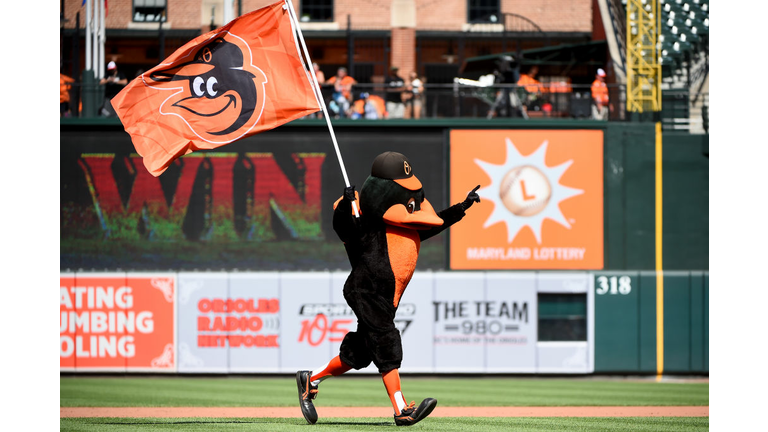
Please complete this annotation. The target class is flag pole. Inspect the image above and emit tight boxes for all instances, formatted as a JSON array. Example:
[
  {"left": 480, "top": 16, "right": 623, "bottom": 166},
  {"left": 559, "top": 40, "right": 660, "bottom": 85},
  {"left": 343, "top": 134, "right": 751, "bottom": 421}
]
[{"left": 284, "top": 0, "right": 360, "bottom": 217}]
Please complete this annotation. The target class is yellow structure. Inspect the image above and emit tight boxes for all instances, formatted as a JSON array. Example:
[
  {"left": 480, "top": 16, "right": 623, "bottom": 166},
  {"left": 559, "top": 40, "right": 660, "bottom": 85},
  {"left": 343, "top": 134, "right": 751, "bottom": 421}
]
[{"left": 626, "top": 0, "right": 661, "bottom": 112}]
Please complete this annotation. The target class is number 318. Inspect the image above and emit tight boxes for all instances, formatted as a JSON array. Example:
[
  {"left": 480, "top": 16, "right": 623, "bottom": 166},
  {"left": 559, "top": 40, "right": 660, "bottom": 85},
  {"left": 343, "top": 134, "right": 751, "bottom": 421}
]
[{"left": 596, "top": 275, "right": 632, "bottom": 295}]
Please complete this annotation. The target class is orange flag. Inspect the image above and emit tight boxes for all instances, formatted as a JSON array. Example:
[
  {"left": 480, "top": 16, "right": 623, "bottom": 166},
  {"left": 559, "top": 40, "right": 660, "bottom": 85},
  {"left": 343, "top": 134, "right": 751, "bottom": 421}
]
[{"left": 112, "top": 0, "right": 320, "bottom": 176}]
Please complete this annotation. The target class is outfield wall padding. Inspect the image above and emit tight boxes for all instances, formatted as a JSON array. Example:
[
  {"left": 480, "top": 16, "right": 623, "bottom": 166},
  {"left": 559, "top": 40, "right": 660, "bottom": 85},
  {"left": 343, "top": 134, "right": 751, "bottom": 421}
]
[
  {"left": 60, "top": 271, "right": 594, "bottom": 374},
  {"left": 61, "top": 270, "right": 708, "bottom": 374},
  {"left": 593, "top": 271, "right": 709, "bottom": 373}
]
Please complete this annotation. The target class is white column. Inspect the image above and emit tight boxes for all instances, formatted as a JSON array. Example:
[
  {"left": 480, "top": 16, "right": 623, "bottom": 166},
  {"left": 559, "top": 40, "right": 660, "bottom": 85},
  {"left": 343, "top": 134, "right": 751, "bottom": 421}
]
[
  {"left": 223, "top": 0, "right": 235, "bottom": 26},
  {"left": 85, "top": 0, "right": 92, "bottom": 70},
  {"left": 98, "top": 0, "right": 106, "bottom": 79},
  {"left": 92, "top": 0, "right": 99, "bottom": 76}
]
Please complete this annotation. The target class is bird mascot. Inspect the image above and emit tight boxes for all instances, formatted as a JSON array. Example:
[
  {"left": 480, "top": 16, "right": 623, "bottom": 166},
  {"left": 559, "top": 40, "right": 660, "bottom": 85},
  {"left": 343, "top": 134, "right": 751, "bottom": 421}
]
[{"left": 297, "top": 151, "right": 480, "bottom": 426}]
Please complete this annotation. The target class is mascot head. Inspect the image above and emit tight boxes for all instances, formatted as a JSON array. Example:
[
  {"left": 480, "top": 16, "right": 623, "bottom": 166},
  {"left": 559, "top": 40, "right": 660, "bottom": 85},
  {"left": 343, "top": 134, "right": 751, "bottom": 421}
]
[
  {"left": 360, "top": 151, "right": 443, "bottom": 229},
  {"left": 145, "top": 35, "right": 268, "bottom": 142}
]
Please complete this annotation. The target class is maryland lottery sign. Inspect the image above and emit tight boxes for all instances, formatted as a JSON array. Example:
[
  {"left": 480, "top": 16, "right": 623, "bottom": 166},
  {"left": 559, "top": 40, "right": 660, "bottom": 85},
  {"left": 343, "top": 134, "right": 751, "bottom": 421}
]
[{"left": 449, "top": 130, "right": 604, "bottom": 270}]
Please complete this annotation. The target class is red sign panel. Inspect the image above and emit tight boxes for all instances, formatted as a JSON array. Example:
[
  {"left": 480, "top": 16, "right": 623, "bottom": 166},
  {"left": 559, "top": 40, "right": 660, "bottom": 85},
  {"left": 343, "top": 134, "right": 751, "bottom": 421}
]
[{"left": 60, "top": 274, "right": 176, "bottom": 371}]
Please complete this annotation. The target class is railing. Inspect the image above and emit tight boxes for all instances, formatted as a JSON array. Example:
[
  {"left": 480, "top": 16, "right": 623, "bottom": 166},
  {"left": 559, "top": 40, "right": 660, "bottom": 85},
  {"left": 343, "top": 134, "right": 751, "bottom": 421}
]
[
  {"left": 660, "top": 89, "right": 690, "bottom": 131},
  {"left": 302, "top": 83, "right": 626, "bottom": 120},
  {"left": 60, "top": 81, "right": 707, "bottom": 124}
]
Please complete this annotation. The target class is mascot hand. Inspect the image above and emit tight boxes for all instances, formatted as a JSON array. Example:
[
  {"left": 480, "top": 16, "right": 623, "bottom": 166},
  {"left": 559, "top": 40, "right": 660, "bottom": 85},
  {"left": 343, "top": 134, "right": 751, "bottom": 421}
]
[
  {"left": 344, "top": 185, "right": 357, "bottom": 201},
  {"left": 461, "top": 185, "right": 481, "bottom": 210}
]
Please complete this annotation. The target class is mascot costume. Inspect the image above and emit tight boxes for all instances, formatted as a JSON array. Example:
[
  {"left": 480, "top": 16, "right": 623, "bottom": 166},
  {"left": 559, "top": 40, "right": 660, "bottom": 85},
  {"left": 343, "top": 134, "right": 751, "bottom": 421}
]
[{"left": 297, "top": 151, "right": 480, "bottom": 426}]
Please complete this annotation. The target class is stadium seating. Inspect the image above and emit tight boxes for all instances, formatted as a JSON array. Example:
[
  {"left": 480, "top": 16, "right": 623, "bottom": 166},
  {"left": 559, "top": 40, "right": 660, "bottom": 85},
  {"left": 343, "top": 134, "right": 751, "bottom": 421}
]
[
  {"left": 660, "top": 0, "right": 709, "bottom": 82},
  {"left": 623, "top": 0, "right": 709, "bottom": 83}
]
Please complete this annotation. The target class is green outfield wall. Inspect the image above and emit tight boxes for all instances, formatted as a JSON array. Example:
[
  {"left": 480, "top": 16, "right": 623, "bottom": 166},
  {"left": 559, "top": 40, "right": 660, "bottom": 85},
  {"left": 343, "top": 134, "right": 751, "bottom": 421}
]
[
  {"left": 60, "top": 118, "right": 708, "bottom": 374},
  {"left": 60, "top": 118, "right": 708, "bottom": 272},
  {"left": 593, "top": 271, "right": 708, "bottom": 374},
  {"left": 603, "top": 127, "right": 708, "bottom": 270}
]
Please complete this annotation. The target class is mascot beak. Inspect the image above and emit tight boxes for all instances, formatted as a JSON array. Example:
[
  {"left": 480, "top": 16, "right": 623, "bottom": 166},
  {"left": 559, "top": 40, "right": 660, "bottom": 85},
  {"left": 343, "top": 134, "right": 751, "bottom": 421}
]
[
  {"left": 173, "top": 90, "right": 239, "bottom": 117},
  {"left": 383, "top": 197, "right": 443, "bottom": 230}
]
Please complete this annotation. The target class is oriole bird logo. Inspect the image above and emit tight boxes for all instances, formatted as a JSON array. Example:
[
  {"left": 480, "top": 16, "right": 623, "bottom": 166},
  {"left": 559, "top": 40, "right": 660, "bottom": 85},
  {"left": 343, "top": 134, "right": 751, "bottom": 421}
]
[{"left": 144, "top": 33, "right": 268, "bottom": 143}]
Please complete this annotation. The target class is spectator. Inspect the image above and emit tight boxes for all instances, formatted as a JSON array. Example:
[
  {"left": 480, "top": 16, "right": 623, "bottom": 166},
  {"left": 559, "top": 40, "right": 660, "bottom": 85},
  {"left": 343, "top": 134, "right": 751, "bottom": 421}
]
[
  {"left": 384, "top": 66, "right": 406, "bottom": 119},
  {"left": 99, "top": 61, "right": 127, "bottom": 117},
  {"left": 349, "top": 92, "right": 384, "bottom": 120},
  {"left": 307, "top": 63, "right": 325, "bottom": 119},
  {"left": 60, "top": 72, "right": 75, "bottom": 117},
  {"left": 548, "top": 77, "right": 572, "bottom": 115},
  {"left": 517, "top": 65, "right": 544, "bottom": 116},
  {"left": 517, "top": 65, "right": 543, "bottom": 94},
  {"left": 403, "top": 71, "right": 423, "bottom": 119},
  {"left": 325, "top": 67, "right": 356, "bottom": 118},
  {"left": 542, "top": 100, "right": 553, "bottom": 117},
  {"left": 485, "top": 60, "right": 523, "bottom": 118},
  {"left": 313, "top": 62, "right": 325, "bottom": 85},
  {"left": 591, "top": 68, "right": 609, "bottom": 105},
  {"left": 368, "top": 94, "right": 387, "bottom": 119},
  {"left": 591, "top": 100, "right": 608, "bottom": 120}
]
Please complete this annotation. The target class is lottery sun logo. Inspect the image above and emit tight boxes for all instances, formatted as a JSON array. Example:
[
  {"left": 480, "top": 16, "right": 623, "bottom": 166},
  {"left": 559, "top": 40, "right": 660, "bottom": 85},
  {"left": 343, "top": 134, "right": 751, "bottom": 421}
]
[{"left": 474, "top": 138, "right": 583, "bottom": 244}]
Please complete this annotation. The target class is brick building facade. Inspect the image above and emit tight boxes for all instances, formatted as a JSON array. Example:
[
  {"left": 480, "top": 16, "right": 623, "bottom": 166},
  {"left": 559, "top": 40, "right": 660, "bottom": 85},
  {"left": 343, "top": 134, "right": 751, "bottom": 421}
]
[{"left": 61, "top": 0, "right": 602, "bottom": 91}]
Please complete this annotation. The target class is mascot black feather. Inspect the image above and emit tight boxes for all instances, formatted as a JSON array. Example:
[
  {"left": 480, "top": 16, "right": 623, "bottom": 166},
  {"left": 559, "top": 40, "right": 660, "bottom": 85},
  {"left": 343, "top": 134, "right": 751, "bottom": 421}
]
[{"left": 296, "top": 151, "right": 480, "bottom": 426}]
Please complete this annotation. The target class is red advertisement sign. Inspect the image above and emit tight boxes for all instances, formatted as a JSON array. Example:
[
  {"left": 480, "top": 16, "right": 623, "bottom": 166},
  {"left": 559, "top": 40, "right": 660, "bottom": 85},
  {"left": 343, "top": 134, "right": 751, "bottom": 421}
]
[
  {"left": 196, "top": 296, "right": 280, "bottom": 348},
  {"left": 60, "top": 274, "right": 176, "bottom": 371}
]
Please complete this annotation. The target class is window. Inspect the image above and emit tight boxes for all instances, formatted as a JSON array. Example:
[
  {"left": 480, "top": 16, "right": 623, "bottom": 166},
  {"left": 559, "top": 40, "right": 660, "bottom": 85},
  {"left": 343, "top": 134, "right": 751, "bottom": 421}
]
[
  {"left": 468, "top": 0, "right": 500, "bottom": 23},
  {"left": 537, "top": 293, "right": 587, "bottom": 342},
  {"left": 133, "top": 0, "right": 167, "bottom": 23},
  {"left": 300, "top": 0, "right": 333, "bottom": 22}
]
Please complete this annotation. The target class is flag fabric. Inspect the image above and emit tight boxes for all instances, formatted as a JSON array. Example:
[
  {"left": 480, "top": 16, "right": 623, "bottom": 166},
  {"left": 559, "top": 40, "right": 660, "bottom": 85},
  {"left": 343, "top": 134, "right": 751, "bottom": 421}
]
[{"left": 112, "top": 0, "right": 320, "bottom": 176}]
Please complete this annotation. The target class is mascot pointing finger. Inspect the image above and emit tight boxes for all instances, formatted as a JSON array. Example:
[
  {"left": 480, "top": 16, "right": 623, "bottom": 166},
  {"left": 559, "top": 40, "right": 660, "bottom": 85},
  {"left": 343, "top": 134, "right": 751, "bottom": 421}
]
[{"left": 297, "top": 151, "right": 480, "bottom": 426}]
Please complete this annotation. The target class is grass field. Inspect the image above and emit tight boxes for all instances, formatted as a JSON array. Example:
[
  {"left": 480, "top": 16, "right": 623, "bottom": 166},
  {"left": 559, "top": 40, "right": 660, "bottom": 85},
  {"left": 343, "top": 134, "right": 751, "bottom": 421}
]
[
  {"left": 61, "top": 376, "right": 708, "bottom": 407},
  {"left": 60, "top": 376, "right": 708, "bottom": 431},
  {"left": 61, "top": 416, "right": 710, "bottom": 431}
]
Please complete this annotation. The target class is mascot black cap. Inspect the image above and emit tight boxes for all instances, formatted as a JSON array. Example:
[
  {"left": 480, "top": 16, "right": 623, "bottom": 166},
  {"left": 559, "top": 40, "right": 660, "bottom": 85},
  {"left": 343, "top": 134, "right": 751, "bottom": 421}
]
[
  {"left": 150, "top": 38, "right": 254, "bottom": 80},
  {"left": 370, "top": 151, "right": 422, "bottom": 191}
]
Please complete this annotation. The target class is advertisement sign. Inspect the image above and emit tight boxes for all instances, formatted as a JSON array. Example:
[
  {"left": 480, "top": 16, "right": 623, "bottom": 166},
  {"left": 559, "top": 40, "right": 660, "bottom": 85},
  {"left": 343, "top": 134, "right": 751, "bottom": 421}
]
[
  {"left": 229, "top": 273, "right": 281, "bottom": 372},
  {"left": 60, "top": 273, "right": 176, "bottom": 371},
  {"left": 177, "top": 273, "right": 228, "bottom": 372},
  {"left": 432, "top": 272, "right": 486, "bottom": 372},
  {"left": 396, "top": 272, "right": 434, "bottom": 373},
  {"left": 280, "top": 272, "right": 335, "bottom": 372},
  {"left": 536, "top": 272, "right": 593, "bottom": 373},
  {"left": 432, "top": 272, "right": 536, "bottom": 372},
  {"left": 280, "top": 271, "right": 433, "bottom": 374},
  {"left": 176, "top": 272, "right": 282, "bottom": 373},
  {"left": 485, "top": 272, "right": 537, "bottom": 372},
  {"left": 450, "top": 130, "right": 604, "bottom": 270},
  {"left": 62, "top": 271, "right": 593, "bottom": 374}
]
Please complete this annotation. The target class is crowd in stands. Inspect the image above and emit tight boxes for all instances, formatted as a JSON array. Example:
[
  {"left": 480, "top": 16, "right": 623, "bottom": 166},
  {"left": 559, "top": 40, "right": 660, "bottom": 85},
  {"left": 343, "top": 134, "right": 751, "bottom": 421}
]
[
  {"left": 60, "top": 72, "right": 75, "bottom": 117},
  {"left": 99, "top": 61, "right": 128, "bottom": 117},
  {"left": 487, "top": 65, "right": 611, "bottom": 120},
  {"left": 312, "top": 66, "right": 426, "bottom": 120},
  {"left": 61, "top": 58, "right": 612, "bottom": 121}
]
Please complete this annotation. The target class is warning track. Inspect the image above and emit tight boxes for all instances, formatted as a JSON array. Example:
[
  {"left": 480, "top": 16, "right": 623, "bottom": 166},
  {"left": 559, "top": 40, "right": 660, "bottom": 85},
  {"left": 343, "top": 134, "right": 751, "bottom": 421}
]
[{"left": 60, "top": 406, "right": 708, "bottom": 418}]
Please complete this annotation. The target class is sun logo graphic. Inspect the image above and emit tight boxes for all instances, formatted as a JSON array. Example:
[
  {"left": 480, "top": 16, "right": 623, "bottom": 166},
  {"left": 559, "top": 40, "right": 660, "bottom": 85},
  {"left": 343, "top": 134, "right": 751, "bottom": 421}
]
[{"left": 475, "top": 138, "right": 583, "bottom": 244}]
